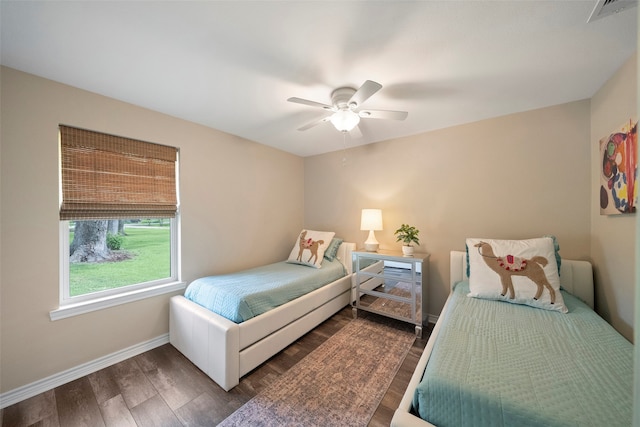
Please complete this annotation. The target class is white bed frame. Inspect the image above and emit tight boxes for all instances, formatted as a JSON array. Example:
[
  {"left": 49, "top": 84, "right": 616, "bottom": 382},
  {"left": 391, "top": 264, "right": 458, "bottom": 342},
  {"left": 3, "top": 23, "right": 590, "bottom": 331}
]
[
  {"left": 391, "top": 250, "right": 594, "bottom": 427},
  {"left": 170, "top": 242, "right": 378, "bottom": 391}
]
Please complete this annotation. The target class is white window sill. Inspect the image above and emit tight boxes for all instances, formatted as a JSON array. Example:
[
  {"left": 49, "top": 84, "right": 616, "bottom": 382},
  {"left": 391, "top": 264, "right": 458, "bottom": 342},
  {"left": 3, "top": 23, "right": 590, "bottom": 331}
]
[{"left": 50, "top": 281, "right": 186, "bottom": 321}]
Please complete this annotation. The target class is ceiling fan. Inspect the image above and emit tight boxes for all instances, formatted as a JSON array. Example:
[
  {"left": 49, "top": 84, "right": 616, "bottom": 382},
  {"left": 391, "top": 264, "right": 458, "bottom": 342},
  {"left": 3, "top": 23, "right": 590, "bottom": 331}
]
[{"left": 287, "top": 80, "right": 408, "bottom": 133}]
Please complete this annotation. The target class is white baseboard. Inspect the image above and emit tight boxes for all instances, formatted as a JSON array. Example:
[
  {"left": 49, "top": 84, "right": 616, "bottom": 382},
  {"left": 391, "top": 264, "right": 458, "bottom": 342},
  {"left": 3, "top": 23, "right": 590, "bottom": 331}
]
[
  {"left": 0, "top": 334, "right": 169, "bottom": 409},
  {"left": 427, "top": 313, "right": 439, "bottom": 325}
]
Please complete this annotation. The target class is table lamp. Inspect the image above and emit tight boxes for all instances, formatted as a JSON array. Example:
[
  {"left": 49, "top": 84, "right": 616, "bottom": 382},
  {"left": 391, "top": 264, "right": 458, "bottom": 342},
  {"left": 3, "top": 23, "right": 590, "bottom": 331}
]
[{"left": 360, "top": 209, "right": 383, "bottom": 252}]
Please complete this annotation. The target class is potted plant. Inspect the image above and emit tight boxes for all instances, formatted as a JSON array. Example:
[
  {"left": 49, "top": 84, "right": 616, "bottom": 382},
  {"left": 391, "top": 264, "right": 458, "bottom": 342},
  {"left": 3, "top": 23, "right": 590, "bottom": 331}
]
[{"left": 394, "top": 224, "right": 420, "bottom": 256}]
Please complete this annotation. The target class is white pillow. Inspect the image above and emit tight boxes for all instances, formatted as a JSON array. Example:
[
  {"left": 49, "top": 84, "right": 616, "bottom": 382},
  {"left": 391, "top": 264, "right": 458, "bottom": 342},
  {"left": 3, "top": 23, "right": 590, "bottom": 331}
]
[
  {"left": 287, "top": 230, "right": 335, "bottom": 268},
  {"left": 466, "top": 237, "right": 567, "bottom": 313}
]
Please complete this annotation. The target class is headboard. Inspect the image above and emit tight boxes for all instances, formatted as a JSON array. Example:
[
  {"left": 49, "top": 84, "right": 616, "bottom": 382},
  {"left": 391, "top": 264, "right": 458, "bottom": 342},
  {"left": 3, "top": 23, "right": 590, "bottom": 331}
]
[
  {"left": 337, "top": 242, "right": 356, "bottom": 275},
  {"left": 450, "top": 250, "right": 594, "bottom": 309}
]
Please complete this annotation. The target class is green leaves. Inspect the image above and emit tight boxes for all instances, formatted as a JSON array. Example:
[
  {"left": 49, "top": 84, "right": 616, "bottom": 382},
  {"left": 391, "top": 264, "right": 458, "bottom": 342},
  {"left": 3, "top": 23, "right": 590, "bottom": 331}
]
[{"left": 394, "top": 224, "right": 420, "bottom": 246}]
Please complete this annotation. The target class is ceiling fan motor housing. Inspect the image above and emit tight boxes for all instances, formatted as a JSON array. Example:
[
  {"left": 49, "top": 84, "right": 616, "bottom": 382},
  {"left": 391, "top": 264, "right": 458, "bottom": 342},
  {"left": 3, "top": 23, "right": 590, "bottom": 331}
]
[{"left": 331, "top": 87, "right": 358, "bottom": 110}]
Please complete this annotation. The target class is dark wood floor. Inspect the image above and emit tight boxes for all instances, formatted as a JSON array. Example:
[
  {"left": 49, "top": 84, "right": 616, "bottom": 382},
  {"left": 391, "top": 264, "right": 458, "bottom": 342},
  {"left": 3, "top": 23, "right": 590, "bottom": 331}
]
[{"left": 1, "top": 306, "right": 430, "bottom": 427}]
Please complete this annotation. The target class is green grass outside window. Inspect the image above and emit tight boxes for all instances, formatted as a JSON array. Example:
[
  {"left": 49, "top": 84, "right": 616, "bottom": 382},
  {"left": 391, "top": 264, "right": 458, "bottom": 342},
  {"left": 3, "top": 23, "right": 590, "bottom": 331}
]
[{"left": 69, "top": 226, "right": 171, "bottom": 297}]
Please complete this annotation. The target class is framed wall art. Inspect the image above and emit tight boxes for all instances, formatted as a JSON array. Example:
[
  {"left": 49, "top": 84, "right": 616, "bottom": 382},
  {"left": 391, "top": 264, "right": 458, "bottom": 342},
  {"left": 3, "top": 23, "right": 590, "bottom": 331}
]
[{"left": 599, "top": 119, "right": 637, "bottom": 215}]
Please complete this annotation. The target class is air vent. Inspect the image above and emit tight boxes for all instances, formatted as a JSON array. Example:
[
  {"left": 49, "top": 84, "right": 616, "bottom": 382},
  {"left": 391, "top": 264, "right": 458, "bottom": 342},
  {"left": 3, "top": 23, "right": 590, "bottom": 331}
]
[{"left": 587, "top": 0, "right": 637, "bottom": 22}]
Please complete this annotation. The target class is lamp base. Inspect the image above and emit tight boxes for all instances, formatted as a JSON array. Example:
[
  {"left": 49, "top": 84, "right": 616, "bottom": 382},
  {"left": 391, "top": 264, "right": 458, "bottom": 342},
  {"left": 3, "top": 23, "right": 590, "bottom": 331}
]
[
  {"left": 364, "top": 230, "right": 379, "bottom": 252},
  {"left": 364, "top": 242, "right": 379, "bottom": 252}
]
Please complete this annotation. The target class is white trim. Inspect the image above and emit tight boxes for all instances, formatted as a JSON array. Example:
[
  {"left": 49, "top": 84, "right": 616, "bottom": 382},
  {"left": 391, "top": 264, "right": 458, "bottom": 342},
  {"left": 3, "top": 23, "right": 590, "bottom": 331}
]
[
  {"left": 59, "top": 221, "right": 70, "bottom": 301},
  {"left": 60, "top": 220, "right": 181, "bottom": 306},
  {"left": 427, "top": 313, "right": 438, "bottom": 325},
  {"left": 50, "top": 281, "right": 186, "bottom": 320},
  {"left": 0, "top": 334, "right": 169, "bottom": 409}
]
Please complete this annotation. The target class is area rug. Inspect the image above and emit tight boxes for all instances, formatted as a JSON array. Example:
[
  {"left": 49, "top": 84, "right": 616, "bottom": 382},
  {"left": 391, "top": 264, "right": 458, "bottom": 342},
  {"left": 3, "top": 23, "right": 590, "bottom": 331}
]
[
  {"left": 218, "top": 317, "right": 415, "bottom": 427},
  {"left": 368, "top": 282, "right": 420, "bottom": 320}
]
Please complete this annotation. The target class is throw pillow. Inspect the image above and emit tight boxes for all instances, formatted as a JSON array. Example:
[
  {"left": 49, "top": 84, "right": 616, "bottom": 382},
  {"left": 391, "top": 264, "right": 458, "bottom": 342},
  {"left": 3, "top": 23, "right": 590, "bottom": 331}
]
[
  {"left": 287, "top": 230, "right": 335, "bottom": 268},
  {"left": 466, "top": 237, "right": 568, "bottom": 313},
  {"left": 465, "top": 234, "right": 561, "bottom": 278},
  {"left": 324, "top": 237, "right": 344, "bottom": 261}
]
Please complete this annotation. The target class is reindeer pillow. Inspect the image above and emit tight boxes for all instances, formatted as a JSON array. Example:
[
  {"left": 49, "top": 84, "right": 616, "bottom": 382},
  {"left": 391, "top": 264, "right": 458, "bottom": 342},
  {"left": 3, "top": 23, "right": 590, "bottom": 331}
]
[
  {"left": 466, "top": 237, "right": 568, "bottom": 313},
  {"left": 287, "top": 229, "right": 336, "bottom": 269}
]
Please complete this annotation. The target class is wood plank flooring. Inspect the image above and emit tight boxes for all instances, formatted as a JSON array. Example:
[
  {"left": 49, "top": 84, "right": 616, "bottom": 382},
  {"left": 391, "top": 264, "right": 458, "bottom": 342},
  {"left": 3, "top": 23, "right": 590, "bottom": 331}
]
[{"left": 1, "top": 306, "right": 430, "bottom": 427}]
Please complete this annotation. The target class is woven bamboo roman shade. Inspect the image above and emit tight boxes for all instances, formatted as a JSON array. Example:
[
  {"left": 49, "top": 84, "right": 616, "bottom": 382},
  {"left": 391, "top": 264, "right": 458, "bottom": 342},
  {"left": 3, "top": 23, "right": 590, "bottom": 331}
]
[{"left": 59, "top": 125, "right": 178, "bottom": 220}]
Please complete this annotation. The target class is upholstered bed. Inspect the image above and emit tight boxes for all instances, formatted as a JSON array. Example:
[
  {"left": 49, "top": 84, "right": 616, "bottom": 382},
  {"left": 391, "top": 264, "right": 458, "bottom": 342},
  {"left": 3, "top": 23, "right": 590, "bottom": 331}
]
[
  {"left": 170, "top": 238, "right": 380, "bottom": 391},
  {"left": 392, "top": 245, "right": 633, "bottom": 427}
]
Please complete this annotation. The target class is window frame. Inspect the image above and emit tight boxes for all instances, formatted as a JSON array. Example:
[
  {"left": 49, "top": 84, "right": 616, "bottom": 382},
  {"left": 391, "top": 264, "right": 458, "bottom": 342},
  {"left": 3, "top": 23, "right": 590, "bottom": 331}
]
[{"left": 51, "top": 216, "right": 184, "bottom": 321}]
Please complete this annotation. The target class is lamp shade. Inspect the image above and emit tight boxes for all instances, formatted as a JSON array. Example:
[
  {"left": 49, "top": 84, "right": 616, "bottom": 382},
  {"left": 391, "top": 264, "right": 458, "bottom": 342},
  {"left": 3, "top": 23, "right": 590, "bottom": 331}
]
[
  {"left": 360, "top": 209, "right": 383, "bottom": 231},
  {"left": 330, "top": 109, "right": 360, "bottom": 132}
]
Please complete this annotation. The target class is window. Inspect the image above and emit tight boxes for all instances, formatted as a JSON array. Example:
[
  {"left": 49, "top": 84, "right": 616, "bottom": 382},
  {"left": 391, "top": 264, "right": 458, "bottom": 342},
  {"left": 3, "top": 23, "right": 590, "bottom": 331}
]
[{"left": 51, "top": 126, "right": 183, "bottom": 320}]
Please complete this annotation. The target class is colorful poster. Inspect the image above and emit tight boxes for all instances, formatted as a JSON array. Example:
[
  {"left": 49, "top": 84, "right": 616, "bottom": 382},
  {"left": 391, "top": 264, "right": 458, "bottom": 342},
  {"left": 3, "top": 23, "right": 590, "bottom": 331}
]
[{"left": 600, "top": 120, "right": 637, "bottom": 215}]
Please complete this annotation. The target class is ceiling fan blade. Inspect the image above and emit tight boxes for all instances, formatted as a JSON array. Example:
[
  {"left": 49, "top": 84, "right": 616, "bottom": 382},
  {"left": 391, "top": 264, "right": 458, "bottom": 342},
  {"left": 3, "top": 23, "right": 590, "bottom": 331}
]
[
  {"left": 348, "top": 80, "right": 382, "bottom": 108},
  {"left": 359, "top": 109, "right": 408, "bottom": 120},
  {"left": 287, "top": 97, "right": 334, "bottom": 110},
  {"left": 297, "top": 115, "right": 332, "bottom": 131}
]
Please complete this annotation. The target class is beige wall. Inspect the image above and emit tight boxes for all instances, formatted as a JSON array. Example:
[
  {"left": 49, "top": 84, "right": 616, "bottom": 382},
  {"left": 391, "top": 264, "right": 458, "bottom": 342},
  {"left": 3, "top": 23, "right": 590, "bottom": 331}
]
[
  {"left": 305, "top": 100, "right": 593, "bottom": 326},
  {"left": 0, "top": 66, "right": 304, "bottom": 393},
  {"left": 590, "top": 52, "right": 637, "bottom": 341}
]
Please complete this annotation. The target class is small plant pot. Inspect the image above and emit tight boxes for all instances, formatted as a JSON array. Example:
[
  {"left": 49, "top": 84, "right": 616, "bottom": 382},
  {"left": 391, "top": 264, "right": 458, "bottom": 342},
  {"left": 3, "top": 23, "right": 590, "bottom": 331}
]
[{"left": 402, "top": 245, "right": 414, "bottom": 257}]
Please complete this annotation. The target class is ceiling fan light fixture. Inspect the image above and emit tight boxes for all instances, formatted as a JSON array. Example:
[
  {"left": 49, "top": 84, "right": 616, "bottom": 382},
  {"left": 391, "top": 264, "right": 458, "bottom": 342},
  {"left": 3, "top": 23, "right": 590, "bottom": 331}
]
[{"left": 330, "top": 109, "right": 360, "bottom": 132}]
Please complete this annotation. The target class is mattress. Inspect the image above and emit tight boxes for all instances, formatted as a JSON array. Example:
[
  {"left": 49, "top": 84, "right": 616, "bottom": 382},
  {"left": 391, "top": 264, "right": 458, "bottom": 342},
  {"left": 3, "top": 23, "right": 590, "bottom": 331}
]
[
  {"left": 412, "top": 281, "right": 633, "bottom": 427},
  {"left": 184, "top": 258, "right": 346, "bottom": 323}
]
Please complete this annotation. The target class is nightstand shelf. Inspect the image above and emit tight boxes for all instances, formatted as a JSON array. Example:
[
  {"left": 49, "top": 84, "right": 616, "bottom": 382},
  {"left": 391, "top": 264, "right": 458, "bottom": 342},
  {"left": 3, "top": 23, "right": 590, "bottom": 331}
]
[{"left": 352, "top": 249, "right": 429, "bottom": 337}]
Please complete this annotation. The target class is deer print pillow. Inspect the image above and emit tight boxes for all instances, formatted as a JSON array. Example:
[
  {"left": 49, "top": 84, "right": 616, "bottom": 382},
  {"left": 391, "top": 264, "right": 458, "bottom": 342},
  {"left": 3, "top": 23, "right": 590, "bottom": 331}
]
[
  {"left": 466, "top": 237, "right": 568, "bottom": 313},
  {"left": 287, "top": 229, "right": 336, "bottom": 269}
]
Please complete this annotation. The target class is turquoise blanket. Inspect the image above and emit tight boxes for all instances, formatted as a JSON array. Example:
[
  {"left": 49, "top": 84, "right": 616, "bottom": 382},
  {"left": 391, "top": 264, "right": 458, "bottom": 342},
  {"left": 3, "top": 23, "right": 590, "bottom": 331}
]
[
  {"left": 413, "top": 281, "right": 632, "bottom": 427},
  {"left": 184, "top": 259, "right": 346, "bottom": 323}
]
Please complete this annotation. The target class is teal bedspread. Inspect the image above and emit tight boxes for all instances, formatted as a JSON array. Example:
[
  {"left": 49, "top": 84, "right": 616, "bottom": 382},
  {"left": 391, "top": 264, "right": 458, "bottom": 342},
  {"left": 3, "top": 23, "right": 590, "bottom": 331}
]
[
  {"left": 184, "top": 259, "right": 346, "bottom": 323},
  {"left": 412, "top": 281, "right": 632, "bottom": 427}
]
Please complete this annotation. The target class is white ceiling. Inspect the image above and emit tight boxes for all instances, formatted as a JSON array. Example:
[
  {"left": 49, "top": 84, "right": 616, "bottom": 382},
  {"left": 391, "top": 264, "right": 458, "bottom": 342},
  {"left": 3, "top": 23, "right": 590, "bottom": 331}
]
[{"left": 1, "top": 1, "right": 637, "bottom": 157}]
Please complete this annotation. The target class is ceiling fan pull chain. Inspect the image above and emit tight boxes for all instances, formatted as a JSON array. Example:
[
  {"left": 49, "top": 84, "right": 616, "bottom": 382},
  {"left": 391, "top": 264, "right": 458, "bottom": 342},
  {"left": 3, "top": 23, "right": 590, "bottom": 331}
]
[{"left": 341, "top": 132, "right": 348, "bottom": 167}]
